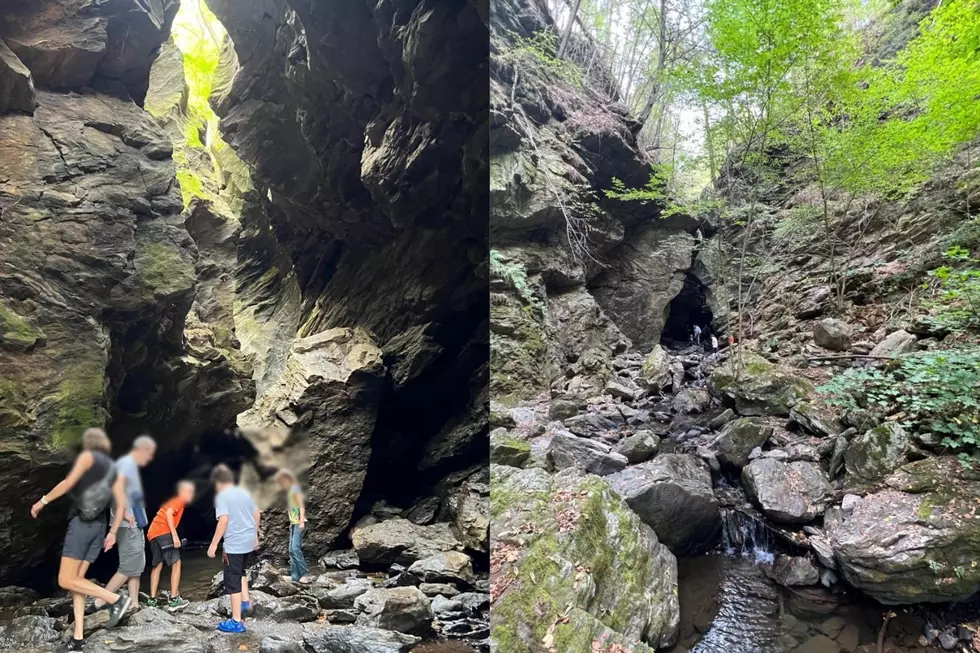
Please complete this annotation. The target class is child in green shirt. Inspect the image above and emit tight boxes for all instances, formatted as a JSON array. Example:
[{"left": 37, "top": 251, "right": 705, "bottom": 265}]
[{"left": 275, "top": 470, "right": 311, "bottom": 583}]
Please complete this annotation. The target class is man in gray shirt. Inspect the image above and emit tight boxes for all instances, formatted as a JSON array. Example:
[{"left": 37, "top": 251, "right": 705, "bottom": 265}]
[
  {"left": 208, "top": 464, "right": 260, "bottom": 633},
  {"left": 96, "top": 435, "right": 155, "bottom": 607}
]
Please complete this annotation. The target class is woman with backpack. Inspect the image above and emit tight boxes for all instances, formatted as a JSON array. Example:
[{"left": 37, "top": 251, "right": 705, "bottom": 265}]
[{"left": 31, "top": 428, "right": 133, "bottom": 650}]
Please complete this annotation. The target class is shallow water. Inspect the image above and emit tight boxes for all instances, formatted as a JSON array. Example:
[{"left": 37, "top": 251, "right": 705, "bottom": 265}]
[{"left": 141, "top": 547, "right": 223, "bottom": 600}]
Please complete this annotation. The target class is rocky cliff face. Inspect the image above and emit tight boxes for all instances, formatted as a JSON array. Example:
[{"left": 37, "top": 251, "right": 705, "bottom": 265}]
[{"left": 0, "top": 0, "right": 488, "bottom": 585}]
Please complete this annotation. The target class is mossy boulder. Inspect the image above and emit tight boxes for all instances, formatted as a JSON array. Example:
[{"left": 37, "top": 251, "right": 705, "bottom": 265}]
[
  {"left": 844, "top": 423, "right": 913, "bottom": 488},
  {"left": 709, "top": 352, "right": 814, "bottom": 416},
  {"left": 639, "top": 345, "right": 671, "bottom": 390},
  {"left": 709, "top": 418, "right": 773, "bottom": 469},
  {"left": 490, "top": 465, "right": 680, "bottom": 652},
  {"left": 490, "top": 428, "right": 531, "bottom": 468},
  {"left": 829, "top": 458, "right": 980, "bottom": 604}
]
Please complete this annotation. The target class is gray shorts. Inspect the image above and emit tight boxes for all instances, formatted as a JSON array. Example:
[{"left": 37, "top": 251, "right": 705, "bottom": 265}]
[
  {"left": 63, "top": 516, "right": 106, "bottom": 564},
  {"left": 116, "top": 527, "right": 146, "bottom": 577}
]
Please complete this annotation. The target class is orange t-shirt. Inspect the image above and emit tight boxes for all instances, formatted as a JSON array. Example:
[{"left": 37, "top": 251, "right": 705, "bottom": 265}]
[{"left": 147, "top": 497, "right": 187, "bottom": 541}]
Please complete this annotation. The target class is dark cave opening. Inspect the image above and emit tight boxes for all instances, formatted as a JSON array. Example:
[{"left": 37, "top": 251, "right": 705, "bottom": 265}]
[{"left": 662, "top": 272, "right": 714, "bottom": 346}]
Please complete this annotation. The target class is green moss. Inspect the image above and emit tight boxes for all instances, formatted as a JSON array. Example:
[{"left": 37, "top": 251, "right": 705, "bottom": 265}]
[
  {"left": 0, "top": 302, "right": 43, "bottom": 349},
  {"left": 135, "top": 241, "right": 196, "bottom": 298},
  {"left": 0, "top": 378, "right": 30, "bottom": 428},
  {"left": 50, "top": 371, "right": 107, "bottom": 449}
]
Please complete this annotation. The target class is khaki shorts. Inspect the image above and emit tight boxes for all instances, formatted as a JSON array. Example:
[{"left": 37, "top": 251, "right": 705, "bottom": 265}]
[{"left": 116, "top": 527, "right": 146, "bottom": 577}]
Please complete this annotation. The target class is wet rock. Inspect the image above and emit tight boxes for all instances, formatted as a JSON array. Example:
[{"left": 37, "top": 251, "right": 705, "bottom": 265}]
[
  {"left": 939, "top": 631, "right": 958, "bottom": 650},
  {"left": 0, "top": 585, "right": 38, "bottom": 607},
  {"left": 455, "top": 592, "right": 490, "bottom": 613},
  {"left": 790, "top": 403, "right": 842, "bottom": 438},
  {"left": 812, "top": 319, "right": 852, "bottom": 352},
  {"left": 709, "top": 418, "right": 774, "bottom": 469},
  {"left": 489, "top": 429, "right": 531, "bottom": 467},
  {"left": 352, "top": 519, "right": 461, "bottom": 566},
  {"left": 743, "top": 459, "right": 832, "bottom": 524},
  {"left": 546, "top": 430, "right": 628, "bottom": 476},
  {"left": 260, "top": 636, "right": 305, "bottom": 653},
  {"left": 768, "top": 555, "right": 820, "bottom": 587},
  {"left": 709, "top": 352, "right": 814, "bottom": 416},
  {"left": 431, "top": 594, "right": 465, "bottom": 616},
  {"left": 419, "top": 583, "right": 459, "bottom": 597},
  {"left": 791, "top": 634, "right": 841, "bottom": 653},
  {"left": 829, "top": 458, "right": 980, "bottom": 603},
  {"left": 708, "top": 408, "right": 737, "bottom": 429},
  {"left": 0, "top": 41, "right": 34, "bottom": 114},
  {"left": 408, "top": 552, "right": 475, "bottom": 587},
  {"left": 0, "top": 614, "right": 60, "bottom": 647},
  {"left": 325, "top": 609, "right": 359, "bottom": 624},
  {"left": 673, "top": 387, "right": 711, "bottom": 414},
  {"left": 844, "top": 423, "right": 913, "bottom": 487},
  {"left": 304, "top": 627, "right": 420, "bottom": 653},
  {"left": 321, "top": 549, "right": 360, "bottom": 570},
  {"left": 354, "top": 586, "right": 434, "bottom": 635},
  {"left": 318, "top": 579, "right": 376, "bottom": 609},
  {"left": 82, "top": 617, "right": 211, "bottom": 653},
  {"left": 869, "top": 329, "right": 917, "bottom": 357},
  {"left": 607, "top": 454, "right": 719, "bottom": 555},
  {"left": 614, "top": 430, "right": 661, "bottom": 464},
  {"left": 272, "top": 594, "right": 320, "bottom": 622},
  {"left": 491, "top": 465, "right": 679, "bottom": 650}
]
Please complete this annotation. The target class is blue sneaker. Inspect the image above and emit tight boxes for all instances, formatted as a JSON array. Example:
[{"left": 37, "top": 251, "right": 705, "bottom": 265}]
[
  {"left": 242, "top": 600, "right": 252, "bottom": 613},
  {"left": 217, "top": 618, "right": 246, "bottom": 633}
]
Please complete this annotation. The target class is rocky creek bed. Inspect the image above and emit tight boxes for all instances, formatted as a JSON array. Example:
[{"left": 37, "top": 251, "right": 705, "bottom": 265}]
[
  {"left": 0, "top": 537, "right": 488, "bottom": 653},
  {"left": 490, "top": 342, "right": 980, "bottom": 652}
]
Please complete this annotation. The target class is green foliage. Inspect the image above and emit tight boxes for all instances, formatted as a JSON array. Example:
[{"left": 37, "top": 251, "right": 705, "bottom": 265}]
[
  {"left": 820, "top": 348, "right": 980, "bottom": 457},
  {"left": 508, "top": 30, "right": 583, "bottom": 88},
  {"left": 490, "top": 250, "right": 544, "bottom": 314},
  {"left": 605, "top": 164, "right": 721, "bottom": 219},
  {"left": 773, "top": 206, "right": 823, "bottom": 245},
  {"left": 920, "top": 246, "right": 980, "bottom": 332}
]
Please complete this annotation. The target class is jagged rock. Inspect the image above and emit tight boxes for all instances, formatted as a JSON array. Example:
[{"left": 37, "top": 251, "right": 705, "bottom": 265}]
[
  {"left": 321, "top": 550, "right": 360, "bottom": 570},
  {"left": 563, "top": 413, "right": 620, "bottom": 436},
  {"left": 455, "top": 592, "right": 490, "bottom": 613},
  {"left": 490, "top": 429, "right": 531, "bottom": 467},
  {"left": 709, "top": 352, "right": 814, "bottom": 416},
  {"left": 673, "top": 387, "right": 711, "bottom": 414},
  {"left": 742, "top": 459, "right": 832, "bottom": 524},
  {"left": 768, "top": 555, "right": 820, "bottom": 587},
  {"left": 0, "top": 40, "right": 34, "bottom": 114},
  {"left": 795, "top": 285, "right": 832, "bottom": 319},
  {"left": 239, "top": 327, "right": 385, "bottom": 558},
  {"left": 708, "top": 408, "right": 737, "bottom": 429},
  {"left": 491, "top": 465, "right": 679, "bottom": 650},
  {"left": 812, "top": 318, "right": 852, "bottom": 351},
  {"left": 829, "top": 458, "right": 980, "bottom": 603},
  {"left": 709, "top": 418, "right": 774, "bottom": 469},
  {"left": 352, "top": 519, "right": 461, "bottom": 566},
  {"left": 0, "top": 614, "right": 59, "bottom": 648},
  {"left": 324, "top": 609, "right": 359, "bottom": 624},
  {"left": 607, "top": 454, "right": 719, "bottom": 555},
  {"left": 870, "top": 329, "right": 917, "bottom": 357},
  {"left": 419, "top": 583, "right": 459, "bottom": 597},
  {"left": 605, "top": 379, "right": 640, "bottom": 400},
  {"left": 305, "top": 627, "right": 419, "bottom": 653},
  {"left": 318, "top": 579, "right": 375, "bottom": 609},
  {"left": 0, "top": 585, "right": 38, "bottom": 607},
  {"left": 546, "top": 430, "right": 628, "bottom": 476},
  {"left": 354, "top": 586, "right": 434, "bottom": 635},
  {"left": 446, "top": 479, "right": 490, "bottom": 553},
  {"left": 549, "top": 395, "right": 587, "bottom": 420},
  {"left": 844, "top": 423, "right": 913, "bottom": 486},
  {"left": 614, "top": 430, "right": 661, "bottom": 464},
  {"left": 790, "top": 403, "right": 842, "bottom": 438},
  {"left": 81, "top": 617, "right": 211, "bottom": 653},
  {"left": 260, "top": 637, "right": 305, "bottom": 653},
  {"left": 639, "top": 345, "right": 672, "bottom": 390},
  {"left": 408, "top": 552, "right": 475, "bottom": 587}
]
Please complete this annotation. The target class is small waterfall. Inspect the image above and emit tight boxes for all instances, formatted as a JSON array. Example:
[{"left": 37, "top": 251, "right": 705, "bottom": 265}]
[{"left": 720, "top": 508, "right": 776, "bottom": 565}]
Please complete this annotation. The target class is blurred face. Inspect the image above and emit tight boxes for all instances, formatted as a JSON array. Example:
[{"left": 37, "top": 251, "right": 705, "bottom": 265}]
[
  {"left": 134, "top": 445, "right": 156, "bottom": 466},
  {"left": 177, "top": 483, "right": 195, "bottom": 503},
  {"left": 277, "top": 476, "right": 292, "bottom": 490}
]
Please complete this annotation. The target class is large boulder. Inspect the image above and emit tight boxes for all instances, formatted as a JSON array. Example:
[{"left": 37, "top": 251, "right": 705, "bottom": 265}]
[
  {"left": 672, "top": 387, "right": 711, "bottom": 414},
  {"left": 639, "top": 345, "right": 672, "bottom": 390},
  {"left": 238, "top": 327, "right": 386, "bottom": 558},
  {"left": 844, "top": 423, "right": 913, "bottom": 487},
  {"left": 354, "top": 586, "right": 434, "bottom": 635},
  {"left": 490, "top": 429, "right": 531, "bottom": 467},
  {"left": 708, "top": 418, "right": 773, "bottom": 469},
  {"left": 870, "top": 329, "right": 917, "bottom": 357},
  {"left": 829, "top": 458, "right": 980, "bottom": 604},
  {"left": 0, "top": 41, "right": 34, "bottom": 114},
  {"left": 614, "top": 430, "right": 661, "bottom": 464},
  {"left": 606, "top": 454, "right": 720, "bottom": 555},
  {"left": 742, "top": 459, "right": 832, "bottom": 524},
  {"left": 812, "top": 318, "right": 852, "bottom": 351},
  {"left": 305, "top": 627, "right": 420, "bottom": 653},
  {"left": 546, "top": 430, "right": 628, "bottom": 476},
  {"left": 491, "top": 465, "right": 680, "bottom": 651},
  {"left": 352, "top": 519, "right": 461, "bottom": 566},
  {"left": 408, "top": 552, "right": 475, "bottom": 587},
  {"left": 709, "top": 352, "right": 814, "bottom": 416}
]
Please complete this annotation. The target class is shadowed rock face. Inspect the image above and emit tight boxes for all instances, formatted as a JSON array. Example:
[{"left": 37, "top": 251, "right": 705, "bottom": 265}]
[{"left": 0, "top": 0, "right": 488, "bottom": 583}]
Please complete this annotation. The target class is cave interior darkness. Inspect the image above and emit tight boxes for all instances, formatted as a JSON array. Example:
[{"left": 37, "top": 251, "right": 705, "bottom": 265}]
[{"left": 662, "top": 272, "right": 714, "bottom": 346}]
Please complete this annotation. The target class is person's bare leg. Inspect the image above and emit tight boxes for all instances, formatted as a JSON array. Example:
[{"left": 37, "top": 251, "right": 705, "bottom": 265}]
[
  {"left": 170, "top": 560, "right": 181, "bottom": 597},
  {"left": 241, "top": 576, "right": 249, "bottom": 604},
  {"left": 71, "top": 591, "right": 86, "bottom": 640},
  {"left": 58, "top": 558, "right": 119, "bottom": 605},
  {"left": 231, "top": 592, "right": 242, "bottom": 622},
  {"left": 104, "top": 572, "right": 128, "bottom": 594},
  {"left": 127, "top": 577, "right": 140, "bottom": 605},
  {"left": 78, "top": 561, "right": 90, "bottom": 579},
  {"left": 150, "top": 564, "right": 163, "bottom": 599}
]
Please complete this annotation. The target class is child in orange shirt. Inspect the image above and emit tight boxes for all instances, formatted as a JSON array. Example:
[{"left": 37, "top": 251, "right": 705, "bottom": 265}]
[{"left": 146, "top": 480, "right": 195, "bottom": 610}]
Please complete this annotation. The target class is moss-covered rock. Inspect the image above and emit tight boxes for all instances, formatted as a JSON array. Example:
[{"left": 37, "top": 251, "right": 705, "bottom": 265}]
[
  {"left": 829, "top": 457, "right": 980, "bottom": 603},
  {"left": 709, "top": 352, "right": 814, "bottom": 416},
  {"left": 639, "top": 344, "right": 671, "bottom": 389},
  {"left": 490, "top": 465, "right": 679, "bottom": 652},
  {"left": 489, "top": 428, "right": 531, "bottom": 468},
  {"left": 844, "top": 423, "right": 913, "bottom": 488},
  {"left": 710, "top": 418, "right": 774, "bottom": 469}
]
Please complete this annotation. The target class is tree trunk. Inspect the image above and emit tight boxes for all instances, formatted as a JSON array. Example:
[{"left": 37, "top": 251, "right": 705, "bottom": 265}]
[{"left": 557, "top": 0, "right": 584, "bottom": 59}]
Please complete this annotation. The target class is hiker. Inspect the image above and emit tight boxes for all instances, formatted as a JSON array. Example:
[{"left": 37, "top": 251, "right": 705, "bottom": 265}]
[
  {"left": 207, "top": 464, "right": 260, "bottom": 633},
  {"left": 710, "top": 334, "right": 719, "bottom": 353},
  {"left": 30, "top": 428, "right": 132, "bottom": 650},
  {"left": 275, "top": 469, "right": 313, "bottom": 583},
  {"left": 146, "top": 480, "right": 196, "bottom": 610},
  {"left": 95, "top": 435, "right": 155, "bottom": 610},
  {"left": 693, "top": 324, "right": 702, "bottom": 345}
]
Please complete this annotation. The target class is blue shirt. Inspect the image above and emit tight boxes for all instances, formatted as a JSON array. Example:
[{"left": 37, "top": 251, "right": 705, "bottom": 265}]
[
  {"left": 215, "top": 486, "right": 257, "bottom": 554},
  {"left": 113, "top": 454, "right": 148, "bottom": 528}
]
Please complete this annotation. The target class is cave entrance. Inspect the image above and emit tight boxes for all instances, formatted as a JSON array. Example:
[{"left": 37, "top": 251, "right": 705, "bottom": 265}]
[{"left": 662, "top": 272, "right": 714, "bottom": 347}]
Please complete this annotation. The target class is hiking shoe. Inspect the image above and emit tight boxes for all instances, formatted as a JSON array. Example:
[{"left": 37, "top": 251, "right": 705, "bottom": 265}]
[
  {"left": 167, "top": 596, "right": 189, "bottom": 611},
  {"left": 145, "top": 598, "right": 158, "bottom": 608},
  {"left": 106, "top": 595, "right": 132, "bottom": 629},
  {"left": 64, "top": 638, "right": 85, "bottom": 652},
  {"left": 241, "top": 600, "right": 252, "bottom": 613},
  {"left": 299, "top": 575, "right": 314, "bottom": 584},
  {"left": 217, "top": 618, "right": 246, "bottom": 633}
]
